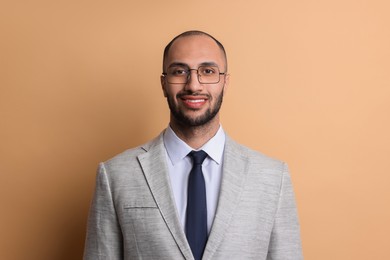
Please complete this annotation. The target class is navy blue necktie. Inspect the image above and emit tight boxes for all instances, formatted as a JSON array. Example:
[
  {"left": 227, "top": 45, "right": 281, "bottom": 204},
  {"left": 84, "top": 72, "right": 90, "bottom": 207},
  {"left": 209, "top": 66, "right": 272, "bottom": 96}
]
[{"left": 186, "top": 150, "right": 208, "bottom": 260}]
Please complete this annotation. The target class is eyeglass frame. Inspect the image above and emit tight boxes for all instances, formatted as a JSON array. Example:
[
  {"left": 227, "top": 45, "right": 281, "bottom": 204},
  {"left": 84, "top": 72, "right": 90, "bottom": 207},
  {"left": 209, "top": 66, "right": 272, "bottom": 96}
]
[{"left": 162, "top": 65, "right": 227, "bottom": 84}]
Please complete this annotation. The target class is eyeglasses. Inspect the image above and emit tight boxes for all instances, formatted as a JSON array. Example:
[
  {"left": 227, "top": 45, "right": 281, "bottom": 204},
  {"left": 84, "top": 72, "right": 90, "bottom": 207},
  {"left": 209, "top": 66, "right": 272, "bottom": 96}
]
[{"left": 162, "top": 65, "right": 226, "bottom": 84}]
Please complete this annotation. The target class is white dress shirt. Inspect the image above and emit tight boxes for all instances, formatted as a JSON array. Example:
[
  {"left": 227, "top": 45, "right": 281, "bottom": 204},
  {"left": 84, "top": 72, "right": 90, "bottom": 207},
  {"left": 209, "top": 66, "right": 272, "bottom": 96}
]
[{"left": 163, "top": 125, "right": 226, "bottom": 234}]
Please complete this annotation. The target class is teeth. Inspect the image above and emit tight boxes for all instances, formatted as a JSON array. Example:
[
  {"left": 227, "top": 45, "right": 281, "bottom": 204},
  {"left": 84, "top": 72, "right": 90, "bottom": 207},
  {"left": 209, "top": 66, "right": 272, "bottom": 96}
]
[{"left": 186, "top": 99, "right": 204, "bottom": 103}]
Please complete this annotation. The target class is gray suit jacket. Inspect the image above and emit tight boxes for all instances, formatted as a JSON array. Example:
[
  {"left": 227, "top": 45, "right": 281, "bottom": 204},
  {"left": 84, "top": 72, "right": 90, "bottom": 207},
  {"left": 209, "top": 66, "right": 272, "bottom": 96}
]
[{"left": 84, "top": 132, "right": 302, "bottom": 260}]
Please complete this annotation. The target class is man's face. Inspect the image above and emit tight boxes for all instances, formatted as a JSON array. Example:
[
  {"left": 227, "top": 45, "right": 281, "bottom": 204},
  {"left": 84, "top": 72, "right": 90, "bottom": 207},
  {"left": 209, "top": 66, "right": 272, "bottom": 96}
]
[{"left": 161, "top": 35, "right": 229, "bottom": 127}]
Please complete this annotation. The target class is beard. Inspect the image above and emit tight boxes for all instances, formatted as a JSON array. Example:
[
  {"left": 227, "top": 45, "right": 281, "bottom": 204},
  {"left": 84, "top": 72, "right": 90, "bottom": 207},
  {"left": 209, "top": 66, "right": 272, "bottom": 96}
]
[{"left": 166, "top": 89, "right": 224, "bottom": 127}]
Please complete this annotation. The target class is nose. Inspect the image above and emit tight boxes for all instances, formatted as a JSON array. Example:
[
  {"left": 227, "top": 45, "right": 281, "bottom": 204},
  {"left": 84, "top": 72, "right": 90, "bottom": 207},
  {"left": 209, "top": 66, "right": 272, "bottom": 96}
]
[{"left": 184, "top": 69, "right": 203, "bottom": 93}]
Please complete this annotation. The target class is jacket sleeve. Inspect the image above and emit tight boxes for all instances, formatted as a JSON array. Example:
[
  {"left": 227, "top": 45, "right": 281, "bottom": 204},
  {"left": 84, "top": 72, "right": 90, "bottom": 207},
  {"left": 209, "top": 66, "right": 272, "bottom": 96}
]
[
  {"left": 267, "top": 163, "right": 303, "bottom": 260},
  {"left": 83, "top": 163, "right": 123, "bottom": 260}
]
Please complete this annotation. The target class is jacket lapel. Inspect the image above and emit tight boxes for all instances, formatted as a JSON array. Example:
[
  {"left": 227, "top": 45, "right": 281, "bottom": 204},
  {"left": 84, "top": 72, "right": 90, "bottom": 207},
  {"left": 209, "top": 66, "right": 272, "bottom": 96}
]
[
  {"left": 137, "top": 134, "right": 193, "bottom": 260},
  {"left": 202, "top": 136, "right": 249, "bottom": 260}
]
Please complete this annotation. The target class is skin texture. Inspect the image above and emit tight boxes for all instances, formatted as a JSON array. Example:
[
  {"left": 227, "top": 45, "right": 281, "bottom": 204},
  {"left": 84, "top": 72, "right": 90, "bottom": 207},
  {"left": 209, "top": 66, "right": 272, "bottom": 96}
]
[{"left": 161, "top": 35, "right": 230, "bottom": 149}]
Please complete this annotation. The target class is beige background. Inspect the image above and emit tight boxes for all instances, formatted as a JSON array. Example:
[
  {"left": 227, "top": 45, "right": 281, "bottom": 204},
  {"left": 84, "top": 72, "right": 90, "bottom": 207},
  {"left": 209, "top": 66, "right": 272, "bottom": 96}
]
[{"left": 1, "top": 0, "right": 389, "bottom": 259}]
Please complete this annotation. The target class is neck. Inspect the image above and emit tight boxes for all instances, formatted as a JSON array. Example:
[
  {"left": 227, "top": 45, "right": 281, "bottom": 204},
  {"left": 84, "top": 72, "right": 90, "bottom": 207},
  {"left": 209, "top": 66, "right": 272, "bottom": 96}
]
[{"left": 169, "top": 115, "right": 220, "bottom": 150}]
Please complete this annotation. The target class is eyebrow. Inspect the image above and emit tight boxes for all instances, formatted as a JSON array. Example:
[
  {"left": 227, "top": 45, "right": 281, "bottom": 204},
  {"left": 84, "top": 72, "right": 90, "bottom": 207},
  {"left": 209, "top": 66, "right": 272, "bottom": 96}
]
[
  {"left": 168, "top": 62, "right": 189, "bottom": 68},
  {"left": 167, "top": 61, "right": 219, "bottom": 69}
]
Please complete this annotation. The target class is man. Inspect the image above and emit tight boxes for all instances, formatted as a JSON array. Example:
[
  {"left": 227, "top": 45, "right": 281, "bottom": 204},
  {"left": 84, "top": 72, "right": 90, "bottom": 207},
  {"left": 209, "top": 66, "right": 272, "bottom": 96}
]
[{"left": 84, "top": 30, "right": 302, "bottom": 260}]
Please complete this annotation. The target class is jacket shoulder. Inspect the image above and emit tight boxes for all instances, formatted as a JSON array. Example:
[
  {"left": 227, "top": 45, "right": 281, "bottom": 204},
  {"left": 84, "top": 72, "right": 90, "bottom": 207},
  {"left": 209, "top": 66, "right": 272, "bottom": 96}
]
[
  {"left": 225, "top": 136, "right": 285, "bottom": 170},
  {"left": 102, "top": 133, "right": 164, "bottom": 170}
]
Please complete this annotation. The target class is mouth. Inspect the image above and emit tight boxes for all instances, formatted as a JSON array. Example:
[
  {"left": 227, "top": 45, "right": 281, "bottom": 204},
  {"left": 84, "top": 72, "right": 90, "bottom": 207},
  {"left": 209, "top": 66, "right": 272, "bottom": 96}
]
[{"left": 179, "top": 95, "right": 208, "bottom": 109}]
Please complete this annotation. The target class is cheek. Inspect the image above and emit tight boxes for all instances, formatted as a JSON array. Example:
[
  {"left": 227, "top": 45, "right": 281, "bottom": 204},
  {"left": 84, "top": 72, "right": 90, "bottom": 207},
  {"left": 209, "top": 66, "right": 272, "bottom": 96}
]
[
  {"left": 210, "top": 87, "right": 225, "bottom": 99},
  {"left": 162, "top": 86, "right": 171, "bottom": 98},
  {"left": 164, "top": 85, "right": 179, "bottom": 96},
  {"left": 164, "top": 88, "right": 180, "bottom": 104}
]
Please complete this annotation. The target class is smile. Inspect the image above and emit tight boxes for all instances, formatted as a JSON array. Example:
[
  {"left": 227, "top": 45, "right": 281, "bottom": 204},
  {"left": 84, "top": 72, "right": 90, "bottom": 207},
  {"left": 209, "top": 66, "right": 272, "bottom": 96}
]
[
  {"left": 180, "top": 96, "right": 208, "bottom": 109},
  {"left": 185, "top": 99, "right": 206, "bottom": 103}
]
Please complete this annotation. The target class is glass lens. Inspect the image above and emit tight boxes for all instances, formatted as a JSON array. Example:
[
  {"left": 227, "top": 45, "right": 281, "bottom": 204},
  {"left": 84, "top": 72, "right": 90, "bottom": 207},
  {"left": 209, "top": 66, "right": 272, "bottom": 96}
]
[
  {"left": 198, "top": 66, "right": 220, "bottom": 83},
  {"left": 166, "top": 66, "right": 189, "bottom": 84}
]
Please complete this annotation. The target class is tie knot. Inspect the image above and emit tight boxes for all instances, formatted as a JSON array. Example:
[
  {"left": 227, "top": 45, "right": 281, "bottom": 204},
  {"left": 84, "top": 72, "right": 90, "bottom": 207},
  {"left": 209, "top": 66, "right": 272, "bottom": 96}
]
[{"left": 189, "top": 150, "right": 208, "bottom": 165}]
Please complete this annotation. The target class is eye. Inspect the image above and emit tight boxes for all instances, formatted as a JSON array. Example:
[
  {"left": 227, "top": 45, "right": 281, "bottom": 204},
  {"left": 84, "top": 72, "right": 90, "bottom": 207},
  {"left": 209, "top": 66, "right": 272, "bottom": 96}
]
[
  {"left": 169, "top": 67, "right": 189, "bottom": 76},
  {"left": 200, "top": 66, "right": 217, "bottom": 75}
]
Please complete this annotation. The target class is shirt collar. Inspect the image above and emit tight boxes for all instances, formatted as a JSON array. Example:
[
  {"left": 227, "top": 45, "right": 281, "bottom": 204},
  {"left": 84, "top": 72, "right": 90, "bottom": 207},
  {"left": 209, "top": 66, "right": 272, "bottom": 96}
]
[{"left": 163, "top": 125, "right": 226, "bottom": 166}]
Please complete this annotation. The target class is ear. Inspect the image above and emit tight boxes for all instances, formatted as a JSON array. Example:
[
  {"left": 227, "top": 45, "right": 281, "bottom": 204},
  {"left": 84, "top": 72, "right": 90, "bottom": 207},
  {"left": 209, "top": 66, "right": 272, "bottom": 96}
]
[
  {"left": 222, "top": 73, "right": 230, "bottom": 95},
  {"left": 161, "top": 75, "right": 167, "bottom": 97}
]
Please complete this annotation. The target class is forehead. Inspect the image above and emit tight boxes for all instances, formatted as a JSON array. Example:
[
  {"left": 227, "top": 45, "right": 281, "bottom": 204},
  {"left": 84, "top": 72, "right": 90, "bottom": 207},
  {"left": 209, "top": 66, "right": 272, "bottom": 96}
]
[{"left": 165, "top": 35, "right": 225, "bottom": 68}]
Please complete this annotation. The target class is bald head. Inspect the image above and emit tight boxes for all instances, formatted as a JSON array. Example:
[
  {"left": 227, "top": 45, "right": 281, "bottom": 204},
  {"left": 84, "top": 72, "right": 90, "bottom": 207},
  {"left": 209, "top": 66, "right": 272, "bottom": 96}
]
[{"left": 162, "top": 30, "right": 228, "bottom": 72}]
